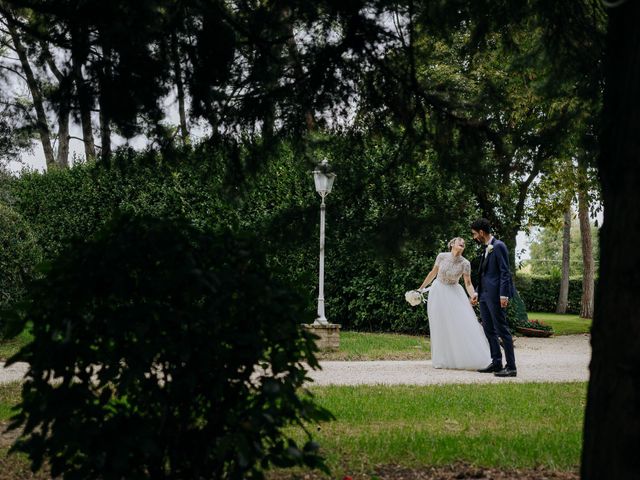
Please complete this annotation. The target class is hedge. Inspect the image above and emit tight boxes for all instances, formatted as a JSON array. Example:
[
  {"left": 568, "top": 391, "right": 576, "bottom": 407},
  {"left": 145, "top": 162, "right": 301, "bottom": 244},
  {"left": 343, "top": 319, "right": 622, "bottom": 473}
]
[{"left": 515, "top": 274, "right": 595, "bottom": 314}]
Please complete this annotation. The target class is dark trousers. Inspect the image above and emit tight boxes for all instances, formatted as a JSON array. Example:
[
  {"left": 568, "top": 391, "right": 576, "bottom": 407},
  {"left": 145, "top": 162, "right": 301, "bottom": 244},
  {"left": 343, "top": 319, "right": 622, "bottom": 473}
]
[{"left": 479, "top": 300, "right": 516, "bottom": 369}]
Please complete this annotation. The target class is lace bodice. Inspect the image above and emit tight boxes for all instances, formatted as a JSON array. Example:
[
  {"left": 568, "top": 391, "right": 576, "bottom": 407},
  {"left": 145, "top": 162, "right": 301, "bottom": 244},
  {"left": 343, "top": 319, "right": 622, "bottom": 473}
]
[{"left": 435, "top": 252, "right": 470, "bottom": 285}]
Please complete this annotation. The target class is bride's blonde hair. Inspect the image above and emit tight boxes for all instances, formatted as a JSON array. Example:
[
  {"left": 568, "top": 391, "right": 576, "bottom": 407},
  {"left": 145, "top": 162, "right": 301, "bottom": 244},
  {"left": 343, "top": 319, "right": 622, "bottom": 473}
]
[{"left": 448, "top": 237, "right": 464, "bottom": 250}]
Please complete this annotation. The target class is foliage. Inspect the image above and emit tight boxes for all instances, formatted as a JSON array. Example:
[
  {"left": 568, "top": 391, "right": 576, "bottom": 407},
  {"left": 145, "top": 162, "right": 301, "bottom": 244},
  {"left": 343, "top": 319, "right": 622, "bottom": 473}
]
[
  {"left": 0, "top": 0, "right": 399, "bottom": 145},
  {"left": 516, "top": 319, "right": 553, "bottom": 332},
  {"left": 9, "top": 145, "right": 232, "bottom": 260},
  {"left": 321, "top": 137, "right": 477, "bottom": 333},
  {"left": 9, "top": 137, "right": 477, "bottom": 334},
  {"left": 0, "top": 119, "right": 31, "bottom": 166},
  {"left": 516, "top": 274, "right": 588, "bottom": 315},
  {"left": 505, "top": 290, "right": 529, "bottom": 330},
  {"left": 8, "top": 214, "right": 331, "bottom": 479},
  {"left": 359, "top": 7, "right": 597, "bottom": 265},
  {"left": 526, "top": 218, "right": 600, "bottom": 277},
  {"left": 0, "top": 203, "right": 41, "bottom": 335}
]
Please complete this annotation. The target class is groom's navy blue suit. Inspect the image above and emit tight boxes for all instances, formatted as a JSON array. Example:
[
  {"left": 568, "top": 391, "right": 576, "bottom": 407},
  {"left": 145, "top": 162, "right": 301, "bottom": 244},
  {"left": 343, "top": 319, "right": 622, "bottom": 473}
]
[{"left": 477, "top": 237, "right": 516, "bottom": 370}]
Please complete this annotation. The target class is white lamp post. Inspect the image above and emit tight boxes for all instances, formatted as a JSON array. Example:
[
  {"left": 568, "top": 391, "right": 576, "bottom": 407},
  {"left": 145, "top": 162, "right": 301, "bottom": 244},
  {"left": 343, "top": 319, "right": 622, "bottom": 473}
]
[{"left": 313, "top": 158, "right": 336, "bottom": 326}]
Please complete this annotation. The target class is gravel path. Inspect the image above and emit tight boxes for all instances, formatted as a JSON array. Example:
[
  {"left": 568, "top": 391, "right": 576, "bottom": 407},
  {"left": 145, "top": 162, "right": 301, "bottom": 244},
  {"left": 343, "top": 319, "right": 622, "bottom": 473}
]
[
  {"left": 307, "top": 334, "right": 591, "bottom": 386},
  {"left": 0, "top": 361, "right": 28, "bottom": 385},
  {"left": 0, "top": 335, "right": 591, "bottom": 386}
]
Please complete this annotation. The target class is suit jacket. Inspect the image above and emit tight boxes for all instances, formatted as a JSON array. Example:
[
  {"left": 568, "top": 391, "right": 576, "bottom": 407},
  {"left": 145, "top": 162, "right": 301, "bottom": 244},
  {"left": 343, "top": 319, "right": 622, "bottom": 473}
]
[{"left": 477, "top": 237, "right": 515, "bottom": 301}]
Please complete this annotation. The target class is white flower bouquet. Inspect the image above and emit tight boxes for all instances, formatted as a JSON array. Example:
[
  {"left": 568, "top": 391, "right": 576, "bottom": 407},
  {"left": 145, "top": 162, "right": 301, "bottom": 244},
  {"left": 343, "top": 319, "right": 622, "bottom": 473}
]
[{"left": 404, "top": 288, "right": 429, "bottom": 307}]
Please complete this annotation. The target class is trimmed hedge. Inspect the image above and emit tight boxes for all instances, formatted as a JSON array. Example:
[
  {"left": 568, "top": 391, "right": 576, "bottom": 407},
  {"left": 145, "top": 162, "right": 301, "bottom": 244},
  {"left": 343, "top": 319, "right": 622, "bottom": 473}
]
[
  {"left": 515, "top": 274, "right": 594, "bottom": 314},
  {"left": 8, "top": 139, "right": 479, "bottom": 335}
]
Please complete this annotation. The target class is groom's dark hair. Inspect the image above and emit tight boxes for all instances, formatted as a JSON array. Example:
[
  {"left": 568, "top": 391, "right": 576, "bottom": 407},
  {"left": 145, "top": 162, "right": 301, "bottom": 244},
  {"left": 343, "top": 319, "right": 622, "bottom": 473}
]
[{"left": 471, "top": 218, "right": 492, "bottom": 234}]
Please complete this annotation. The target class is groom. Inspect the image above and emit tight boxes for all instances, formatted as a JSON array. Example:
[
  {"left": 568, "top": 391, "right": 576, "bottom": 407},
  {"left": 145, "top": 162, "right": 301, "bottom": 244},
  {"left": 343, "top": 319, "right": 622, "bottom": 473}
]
[{"left": 470, "top": 218, "right": 517, "bottom": 377}]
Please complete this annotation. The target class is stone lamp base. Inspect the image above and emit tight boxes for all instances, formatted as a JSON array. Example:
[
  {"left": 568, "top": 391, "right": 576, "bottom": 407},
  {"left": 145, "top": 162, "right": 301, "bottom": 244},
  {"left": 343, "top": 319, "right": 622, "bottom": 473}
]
[{"left": 302, "top": 323, "right": 341, "bottom": 351}]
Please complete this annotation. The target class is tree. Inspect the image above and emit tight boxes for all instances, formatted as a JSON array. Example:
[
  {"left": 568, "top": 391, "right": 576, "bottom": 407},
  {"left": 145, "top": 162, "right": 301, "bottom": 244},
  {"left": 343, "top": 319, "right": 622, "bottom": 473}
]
[
  {"left": 528, "top": 154, "right": 600, "bottom": 317},
  {"left": 0, "top": 117, "right": 30, "bottom": 166},
  {"left": 577, "top": 156, "right": 596, "bottom": 318},
  {"left": 527, "top": 216, "right": 599, "bottom": 278},
  {"left": 2, "top": 8, "right": 55, "bottom": 167},
  {"left": 354, "top": 4, "right": 588, "bottom": 277},
  {"left": 0, "top": 7, "right": 72, "bottom": 168},
  {"left": 0, "top": 0, "right": 401, "bottom": 153},
  {"left": 581, "top": 2, "right": 640, "bottom": 477},
  {"left": 556, "top": 207, "right": 571, "bottom": 314}
]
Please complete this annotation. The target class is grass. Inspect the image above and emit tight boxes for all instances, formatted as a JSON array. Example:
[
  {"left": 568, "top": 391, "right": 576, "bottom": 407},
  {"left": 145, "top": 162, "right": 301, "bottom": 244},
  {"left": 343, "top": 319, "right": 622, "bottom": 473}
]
[
  {"left": 527, "top": 312, "right": 591, "bottom": 335},
  {"left": 317, "top": 331, "right": 430, "bottom": 360},
  {"left": 0, "top": 377, "right": 585, "bottom": 478},
  {"left": 0, "top": 383, "right": 50, "bottom": 480},
  {"left": 0, "top": 382, "right": 20, "bottom": 422},
  {"left": 301, "top": 382, "right": 586, "bottom": 476},
  {"left": 0, "top": 330, "right": 32, "bottom": 362}
]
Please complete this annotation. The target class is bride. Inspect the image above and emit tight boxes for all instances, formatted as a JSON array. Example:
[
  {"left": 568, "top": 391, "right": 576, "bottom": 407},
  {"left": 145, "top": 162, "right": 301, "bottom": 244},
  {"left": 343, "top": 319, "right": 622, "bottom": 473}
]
[{"left": 417, "top": 237, "right": 491, "bottom": 370}]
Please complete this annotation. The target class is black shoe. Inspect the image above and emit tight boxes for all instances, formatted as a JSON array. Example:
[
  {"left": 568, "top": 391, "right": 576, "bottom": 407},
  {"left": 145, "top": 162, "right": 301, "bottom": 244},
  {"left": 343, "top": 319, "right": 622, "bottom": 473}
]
[
  {"left": 477, "top": 363, "right": 502, "bottom": 373},
  {"left": 494, "top": 367, "right": 517, "bottom": 377}
]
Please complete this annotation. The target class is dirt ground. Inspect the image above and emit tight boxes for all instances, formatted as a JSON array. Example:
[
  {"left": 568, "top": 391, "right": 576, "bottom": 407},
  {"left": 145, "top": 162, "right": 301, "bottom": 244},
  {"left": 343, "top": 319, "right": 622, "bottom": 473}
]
[{"left": 269, "top": 463, "right": 579, "bottom": 480}]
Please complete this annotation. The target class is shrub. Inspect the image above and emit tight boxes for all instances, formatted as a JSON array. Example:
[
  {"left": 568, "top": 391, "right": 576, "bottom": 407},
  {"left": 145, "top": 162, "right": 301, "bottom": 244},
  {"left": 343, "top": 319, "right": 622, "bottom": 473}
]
[
  {"left": 518, "top": 319, "right": 553, "bottom": 332},
  {"left": 505, "top": 289, "right": 529, "bottom": 330},
  {"left": 0, "top": 203, "right": 41, "bottom": 335},
  {"left": 8, "top": 215, "right": 331, "bottom": 479}
]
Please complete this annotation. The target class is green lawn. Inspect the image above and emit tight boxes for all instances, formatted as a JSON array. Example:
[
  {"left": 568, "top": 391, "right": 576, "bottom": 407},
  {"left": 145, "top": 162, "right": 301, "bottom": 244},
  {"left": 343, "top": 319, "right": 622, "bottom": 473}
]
[
  {"left": 0, "top": 375, "right": 584, "bottom": 478},
  {"left": 317, "top": 331, "right": 430, "bottom": 360},
  {"left": 527, "top": 312, "right": 591, "bottom": 335},
  {"left": 0, "top": 330, "right": 32, "bottom": 362},
  {"left": 301, "top": 382, "right": 585, "bottom": 476},
  {"left": 0, "top": 382, "right": 20, "bottom": 422}
]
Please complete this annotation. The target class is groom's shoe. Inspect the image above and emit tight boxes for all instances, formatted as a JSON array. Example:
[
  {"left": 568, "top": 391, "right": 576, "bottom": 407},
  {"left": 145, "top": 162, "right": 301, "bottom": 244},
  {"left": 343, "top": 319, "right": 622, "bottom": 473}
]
[
  {"left": 494, "top": 367, "right": 517, "bottom": 377},
  {"left": 477, "top": 363, "right": 502, "bottom": 373}
]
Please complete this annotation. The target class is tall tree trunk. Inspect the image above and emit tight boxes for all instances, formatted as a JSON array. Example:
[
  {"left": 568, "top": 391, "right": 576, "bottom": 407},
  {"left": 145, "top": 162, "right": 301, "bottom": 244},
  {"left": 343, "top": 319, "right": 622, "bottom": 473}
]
[
  {"left": 41, "top": 45, "right": 71, "bottom": 168},
  {"left": 5, "top": 15, "right": 56, "bottom": 169},
  {"left": 502, "top": 227, "right": 518, "bottom": 275},
  {"left": 71, "top": 26, "right": 96, "bottom": 160},
  {"left": 556, "top": 207, "right": 571, "bottom": 314},
  {"left": 581, "top": 2, "right": 640, "bottom": 478},
  {"left": 97, "top": 34, "right": 112, "bottom": 158},
  {"left": 578, "top": 185, "right": 594, "bottom": 319},
  {"left": 171, "top": 33, "right": 189, "bottom": 145},
  {"left": 98, "top": 100, "right": 111, "bottom": 158},
  {"left": 56, "top": 98, "right": 71, "bottom": 168}
]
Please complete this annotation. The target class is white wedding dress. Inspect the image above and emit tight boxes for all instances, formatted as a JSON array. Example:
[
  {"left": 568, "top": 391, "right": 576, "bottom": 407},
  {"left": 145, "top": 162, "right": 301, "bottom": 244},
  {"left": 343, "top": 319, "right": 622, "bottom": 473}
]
[{"left": 427, "top": 252, "right": 491, "bottom": 370}]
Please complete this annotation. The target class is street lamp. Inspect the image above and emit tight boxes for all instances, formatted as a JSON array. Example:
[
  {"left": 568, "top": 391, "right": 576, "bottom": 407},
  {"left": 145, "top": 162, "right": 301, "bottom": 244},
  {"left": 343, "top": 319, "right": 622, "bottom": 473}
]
[{"left": 313, "top": 158, "right": 336, "bottom": 326}]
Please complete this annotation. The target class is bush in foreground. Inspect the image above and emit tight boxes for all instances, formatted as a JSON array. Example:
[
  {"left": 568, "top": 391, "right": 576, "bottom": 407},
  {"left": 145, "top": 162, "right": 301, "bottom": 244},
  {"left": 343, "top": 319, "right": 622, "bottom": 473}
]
[
  {"left": 0, "top": 203, "right": 41, "bottom": 336},
  {"left": 8, "top": 214, "right": 331, "bottom": 479}
]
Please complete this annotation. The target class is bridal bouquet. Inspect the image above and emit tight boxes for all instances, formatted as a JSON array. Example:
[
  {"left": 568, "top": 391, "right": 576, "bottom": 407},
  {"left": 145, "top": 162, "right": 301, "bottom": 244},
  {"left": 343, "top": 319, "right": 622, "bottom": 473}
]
[{"left": 404, "top": 289, "right": 427, "bottom": 306}]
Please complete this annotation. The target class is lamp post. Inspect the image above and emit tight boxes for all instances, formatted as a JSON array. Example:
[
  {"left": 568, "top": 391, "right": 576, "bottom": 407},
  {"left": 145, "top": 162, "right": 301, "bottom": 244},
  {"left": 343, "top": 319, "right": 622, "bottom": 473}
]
[{"left": 313, "top": 158, "right": 336, "bottom": 326}]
